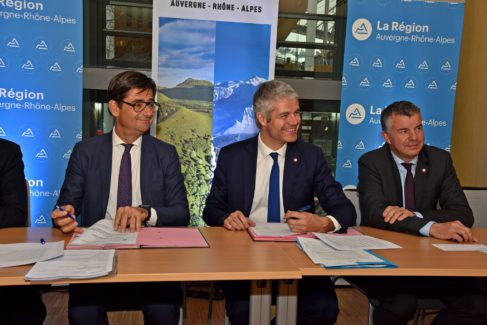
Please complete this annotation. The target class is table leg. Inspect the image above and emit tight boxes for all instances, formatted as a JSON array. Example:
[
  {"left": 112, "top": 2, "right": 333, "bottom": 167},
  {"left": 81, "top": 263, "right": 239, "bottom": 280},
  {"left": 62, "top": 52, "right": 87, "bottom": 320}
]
[
  {"left": 276, "top": 279, "right": 298, "bottom": 325},
  {"left": 249, "top": 280, "right": 272, "bottom": 325}
]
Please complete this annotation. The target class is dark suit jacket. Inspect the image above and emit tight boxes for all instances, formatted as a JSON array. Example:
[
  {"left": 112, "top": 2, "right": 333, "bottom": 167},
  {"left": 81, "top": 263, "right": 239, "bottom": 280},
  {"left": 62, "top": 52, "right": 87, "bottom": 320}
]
[
  {"left": 203, "top": 136, "right": 356, "bottom": 228},
  {"left": 0, "top": 139, "right": 27, "bottom": 227},
  {"left": 358, "top": 143, "right": 473, "bottom": 235},
  {"left": 57, "top": 132, "right": 189, "bottom": 227}
]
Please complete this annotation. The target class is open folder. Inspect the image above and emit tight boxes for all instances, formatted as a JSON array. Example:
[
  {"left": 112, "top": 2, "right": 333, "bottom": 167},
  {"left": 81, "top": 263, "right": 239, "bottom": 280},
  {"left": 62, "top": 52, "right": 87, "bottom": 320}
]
[
  {"left": 248, "top": 223, "right": 363, "bottom": 242},
  {"left": 66, "top": 219, "right": 209, "bottom": 249}
]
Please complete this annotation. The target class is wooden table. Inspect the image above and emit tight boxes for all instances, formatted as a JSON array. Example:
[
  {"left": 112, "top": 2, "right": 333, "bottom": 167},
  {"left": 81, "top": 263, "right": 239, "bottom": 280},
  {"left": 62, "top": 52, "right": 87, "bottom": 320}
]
[
  {"left": 281, "top": 227, "right": 487, "bottom": 277},
  {"left": 0, "top": 227, "right": 301, "bottom": 325}
]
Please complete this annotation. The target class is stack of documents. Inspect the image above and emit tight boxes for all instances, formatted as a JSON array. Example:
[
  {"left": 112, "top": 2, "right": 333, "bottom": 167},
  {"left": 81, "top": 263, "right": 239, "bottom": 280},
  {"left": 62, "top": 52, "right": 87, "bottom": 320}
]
[
  {"left": 67, "top": 219, "right": 209, "bottom": 249},
  {"left": 248, "top": 223, "right": 316, "bottom": 241},
  {"left": 25, "top": 249, "right": 115, "bottom": 281},
  {"left": 0, "top": 241, "right": 64, "bottom": 268},
  {"left": 297, "top": 231, "right": 400, "bottom": 269}
]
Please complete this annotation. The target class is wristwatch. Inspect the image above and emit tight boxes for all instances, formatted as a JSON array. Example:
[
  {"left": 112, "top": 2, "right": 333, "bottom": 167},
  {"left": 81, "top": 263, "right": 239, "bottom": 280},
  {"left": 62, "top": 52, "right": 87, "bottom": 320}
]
[{"left": 138, "top": 205, "right": 151, "bottom": 220}]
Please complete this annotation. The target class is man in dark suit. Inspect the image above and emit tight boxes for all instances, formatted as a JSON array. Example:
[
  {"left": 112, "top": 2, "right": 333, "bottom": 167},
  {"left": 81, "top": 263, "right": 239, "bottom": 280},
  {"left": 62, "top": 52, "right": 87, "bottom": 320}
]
[
  {"left": 51, "top": 71, "right": 189, "bottom": 325},
  {"left": 356, "top": 100, "right": 487, "bottom": 325},
  {"left": 0, "top": 139, "right": 46, "bottom": 325},
  {"left": 204, "top": 80, "right": 356, "bottom": 325}
]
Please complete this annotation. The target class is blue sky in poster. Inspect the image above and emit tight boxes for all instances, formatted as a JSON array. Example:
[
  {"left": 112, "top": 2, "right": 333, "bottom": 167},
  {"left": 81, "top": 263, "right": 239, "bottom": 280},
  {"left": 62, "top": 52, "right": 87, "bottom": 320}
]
[
  {"left": 158, "top": 18, "right": 215, "bottom": 87},
  {"left": 214, "top": 22, "right": 270, "bottom": 83}
]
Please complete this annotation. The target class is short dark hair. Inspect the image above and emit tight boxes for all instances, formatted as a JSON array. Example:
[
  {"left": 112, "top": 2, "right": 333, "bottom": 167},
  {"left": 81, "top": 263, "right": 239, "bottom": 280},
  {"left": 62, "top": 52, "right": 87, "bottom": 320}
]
[
  {"left": 107, "top": 71, "right": 156, "bottom": 102},
  {"left": 253, "top": 80, "right": 298, "bottom": 128},
  {"left": 380, "top": 100, "right": 421, "bottom": 132}
]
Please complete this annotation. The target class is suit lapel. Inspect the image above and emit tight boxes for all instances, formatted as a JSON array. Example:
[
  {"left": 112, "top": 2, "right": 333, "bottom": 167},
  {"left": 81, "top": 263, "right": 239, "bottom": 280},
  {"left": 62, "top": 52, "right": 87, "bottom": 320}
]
[
  {"left": 414, "top": 148, "right": 429, "bottom": 209},
  {"left": 100, "top": 132, "right": 113, "bottom": 213},
  {"left": 140, "top": 134, "right": 151, "bottom": 203},
  {"left": 243, "top": 137, "right": 258, "bottom": 215},
  {"left": 283, "top": 142, "right": 301, "bottom": 209},
  {"left": 384, "top": 144, "right": 404, "bottom": 205}
]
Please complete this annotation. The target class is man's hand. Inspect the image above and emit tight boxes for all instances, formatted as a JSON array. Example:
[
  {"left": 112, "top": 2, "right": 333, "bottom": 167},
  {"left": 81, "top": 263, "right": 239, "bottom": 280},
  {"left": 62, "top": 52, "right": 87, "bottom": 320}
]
[
  {"left": 223, "top": 210, "right": 255, "bottom": 230},
  {"left": 114, "top": 206, "right": 149, "bottom": 233},
  {"left": 284, "top": 211, "right": 334, "bottom": 233},
  {"left": 382, "top": 205, "right": 415, "bottom": 224},
  {"left": 50, "top": 204, "right": 84, "bottom": 234},
  {"left": 430, "top": 221, "right": 478, "bottom": 243}
]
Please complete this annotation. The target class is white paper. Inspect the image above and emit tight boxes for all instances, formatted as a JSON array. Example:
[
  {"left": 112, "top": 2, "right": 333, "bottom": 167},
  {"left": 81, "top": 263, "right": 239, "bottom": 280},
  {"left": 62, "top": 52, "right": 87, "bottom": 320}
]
[
  {"left": 70, "top": 219, "right": 137, "bottom": 246},
  {"left": 251, "top": 222, "right": 298, "bottom": 237},
  {"left": 0, "top": 241, "right": 64, "bottom": 268},
  {"left": 297, "top": 237, "right": 385, "bottom": 267},
  {"left": 313, "top": 232, "right": 401, "bottom": 250},
  {"left": 25, "top": 249, "right": 115, "bottom": 281},
  {"left": 432, "top": 243, "right": 487, "bottom": 251}
]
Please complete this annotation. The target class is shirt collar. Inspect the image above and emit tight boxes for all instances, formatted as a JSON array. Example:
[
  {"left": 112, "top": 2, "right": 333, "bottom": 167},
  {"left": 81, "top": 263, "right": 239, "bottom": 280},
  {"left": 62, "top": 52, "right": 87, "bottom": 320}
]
[
  {"left": 257, "top": 133, "right": 287, "bottom": 158},
  {"left": 390, "top": 149, "right": 418, "bottom": 168},
  {"left": 112, "top": 128, "right": 142, "bottom": 148}
]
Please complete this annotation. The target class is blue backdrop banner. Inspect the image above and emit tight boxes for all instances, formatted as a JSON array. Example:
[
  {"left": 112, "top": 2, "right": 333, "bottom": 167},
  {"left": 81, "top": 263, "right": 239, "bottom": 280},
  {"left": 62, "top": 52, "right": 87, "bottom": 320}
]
[
  {"left": 0, "top": 0, "right": 83, "bottom": 226},
  {"left": 336, "top": 0, "right": 464, "bottom": 188}
]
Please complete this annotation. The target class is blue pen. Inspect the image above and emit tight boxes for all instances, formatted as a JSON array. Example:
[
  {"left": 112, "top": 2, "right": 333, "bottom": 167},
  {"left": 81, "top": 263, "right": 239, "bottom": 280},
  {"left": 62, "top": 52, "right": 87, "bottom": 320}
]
[
  {"left": 284, "top": 205, "right": 313, "bottom": 222},
  {"left": 40, "top": 238, "right": 45, "bottom": 245},
  {"left": 56, "top": 205, "right": 75, "bottom": 221}
]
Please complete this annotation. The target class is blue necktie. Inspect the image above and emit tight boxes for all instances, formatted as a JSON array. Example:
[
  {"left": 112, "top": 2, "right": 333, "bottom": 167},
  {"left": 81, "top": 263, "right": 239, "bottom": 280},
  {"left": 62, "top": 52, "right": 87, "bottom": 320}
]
[
  {"left": 117, "top": 143, "right": 133, "bottom": 208},
  {"left": 268, "top": 152, "right": 280, "bottom": 223},
  {"left": 401, "top": 162, "right": 416, "bottom": 211}
]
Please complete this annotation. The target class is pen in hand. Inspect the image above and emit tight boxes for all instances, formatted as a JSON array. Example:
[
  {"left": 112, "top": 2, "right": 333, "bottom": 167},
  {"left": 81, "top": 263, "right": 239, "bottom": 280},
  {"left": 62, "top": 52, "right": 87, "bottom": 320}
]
[
  {"left": 56, "top": 205, "right": 76, "bottom": 221},
  {"left": 284, "top": 205, "right": 312, "bottom": 222}
]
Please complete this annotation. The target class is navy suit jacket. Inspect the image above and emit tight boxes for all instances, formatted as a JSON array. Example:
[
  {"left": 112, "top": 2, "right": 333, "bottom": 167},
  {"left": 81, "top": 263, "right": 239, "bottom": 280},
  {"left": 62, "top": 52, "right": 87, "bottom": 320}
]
[
  {"left": 57, "top": 132, "right": 189, "bottom": 227},
  {"left": 0, "top": 139, "right": 27, "bottom": 227},
  {"left": 203, "top": 136, "right": 356, "bottom": 228},
  {"left": 358, "top": 143, "right": 473, "bottom": 235}
]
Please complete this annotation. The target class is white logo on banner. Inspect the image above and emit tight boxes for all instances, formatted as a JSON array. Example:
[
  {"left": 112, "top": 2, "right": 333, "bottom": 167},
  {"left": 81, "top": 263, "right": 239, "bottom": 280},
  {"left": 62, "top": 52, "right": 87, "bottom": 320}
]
[
  {"left": 372, "top": 58, "right": 383, "bottom": 68},
  {"left": 418, "top": 60, "right": 429, "bottom": 70},
  {"left": 34, "top": 215, "right": 47, "bottom": 224},
  {"left": 355, "top": 141, "right": 366, "bottom": 150},
  {"left": 49, "top": 62, "right": 62, "bottom": 72},
  {"left": 64, "top": 42, "right": 76, "bottom": 52},
  {"left": 352, "top": 18, "right": 373, "bottom": 41},
  {"left": 342, "top": 76, "right": 348, "bottom": 86},
  {"left": 7, "top": 38, "right": 20, "bottom": 48},
  {"left": 76, "top": 65, "right": 83, "bottom": 73},
  {"left": 63, "top": 149, "right": 72, "bottom": 159},
  {"left": 382, "top": 78, "right": 393, "bottom": 88},
  {"left": 76, "top": 131, "right": 82, "bottom": 140},
  {"left": 395, "top": 59, "right": 406, "bottom": 69},
  {"left": 345, "top": 103, "right": 366, "bottom": 125},
  {"left": 337, "top": 140, "right": 343, "bottom": 149},
  {"left": 342, "top": 160, "right": 353, "bottom": 169},
  {"left": 36, "top": 41, "right": 48, "bottom": 50},
  {"left": 405, "top": 79, "right": 415, "bottom": 89},
  {"left": 441, "top": 61, "right": 452, "bottom": 71},
  {"left": 49, "top": 129, "right": 61, "bottom": 138},
  {"left": 22, "top": 128, "right": 34, "bottom": 137},
  {"left": 359, "top": 77, "right": 370, "bottom": 87},
  {"left": 21, "top": 60, "right": 34, "bottom": 70},
  {"left": 445, "top": 145, "right": 451, "bottom": 152},
  {"left": 349, "top": 57, "right": 360, "bottom": 67},
  {"left": 427, "top": 80, "right": 438, "bottom": 90},
  {"left": 0, "top": 127, "right": 6, "bottom": 136},
  {"left": 450, "top": 82, "right": 457, "bottom": 91},
  {"left": 35, "top": 149, "right": 48, "bottom": 158},
  {"left": 0, "top": 58, "right": 5, "bottom": 68}
]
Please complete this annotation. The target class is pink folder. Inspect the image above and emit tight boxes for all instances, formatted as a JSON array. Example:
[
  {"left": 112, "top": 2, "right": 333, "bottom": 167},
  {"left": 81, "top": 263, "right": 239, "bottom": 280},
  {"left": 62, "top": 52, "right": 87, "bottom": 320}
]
[{"left": 248, "top": 226, "right": 362, "bottom": 242}]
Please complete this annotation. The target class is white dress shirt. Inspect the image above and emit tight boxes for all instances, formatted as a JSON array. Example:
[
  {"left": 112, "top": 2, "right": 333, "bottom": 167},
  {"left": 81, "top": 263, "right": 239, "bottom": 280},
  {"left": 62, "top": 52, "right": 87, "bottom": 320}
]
[{"left": 105, "top": 130, "right": 157, "bottom": 225}]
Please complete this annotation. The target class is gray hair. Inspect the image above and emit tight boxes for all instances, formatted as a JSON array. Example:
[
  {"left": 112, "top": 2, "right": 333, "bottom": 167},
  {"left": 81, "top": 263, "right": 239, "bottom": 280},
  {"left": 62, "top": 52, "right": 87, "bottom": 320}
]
[
  {"left": 253, "top": 80, "right": 299, "bottom": 128},
  {"left": 381, "top": 100, "right": 421, "bottom": 132}
]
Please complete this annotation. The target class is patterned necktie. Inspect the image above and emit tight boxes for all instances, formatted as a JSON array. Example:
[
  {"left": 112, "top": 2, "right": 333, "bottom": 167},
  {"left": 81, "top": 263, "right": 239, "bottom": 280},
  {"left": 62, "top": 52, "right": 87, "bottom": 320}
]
[
  {"left": 267, "top": 152, "right": 280, "bottom": 223},
  {"left": 401, "top": 162, "right": 416, "bottom": 211},
  {"left": 117, "top": 143, "right": 133, "bottom": 208}
]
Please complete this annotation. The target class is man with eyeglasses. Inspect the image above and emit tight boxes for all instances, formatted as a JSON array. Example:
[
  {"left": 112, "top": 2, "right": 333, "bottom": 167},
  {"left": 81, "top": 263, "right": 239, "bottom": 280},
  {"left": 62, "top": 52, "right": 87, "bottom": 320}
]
[{"left": 51, "top": 71, "right": 189, "bottom": 325}]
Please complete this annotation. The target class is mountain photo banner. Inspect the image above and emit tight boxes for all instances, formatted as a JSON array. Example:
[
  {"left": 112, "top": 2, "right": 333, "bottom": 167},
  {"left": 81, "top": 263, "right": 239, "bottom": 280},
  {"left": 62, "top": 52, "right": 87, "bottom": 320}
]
[{"left": 152, "top": 0, "right": 279, "bottom": 225}]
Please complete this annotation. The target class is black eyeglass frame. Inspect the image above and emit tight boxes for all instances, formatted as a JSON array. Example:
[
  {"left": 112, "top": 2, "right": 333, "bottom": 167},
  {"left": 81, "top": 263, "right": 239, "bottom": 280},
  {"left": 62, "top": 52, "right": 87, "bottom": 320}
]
[{"left": 119, "top": 100, "right": 161, "bottom": 112}]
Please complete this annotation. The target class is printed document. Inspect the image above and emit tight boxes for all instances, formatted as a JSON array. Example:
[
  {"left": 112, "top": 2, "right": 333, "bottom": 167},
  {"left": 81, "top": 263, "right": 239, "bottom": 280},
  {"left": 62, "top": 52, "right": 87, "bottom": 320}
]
[
  {"left": 0, "top": 241, "right": 64, "bottom": 268},
  {"left": 69, "top": 219, "right": 138, "bottom": 248},
  {"left": 313, "top": 232, "right": 401, "bottom": 250},
  {"left": 433, "top": 243, "right": 487, "bottom": 251},
  {"left": 25, "top": 249, "right": 115, "bottom": 281}
]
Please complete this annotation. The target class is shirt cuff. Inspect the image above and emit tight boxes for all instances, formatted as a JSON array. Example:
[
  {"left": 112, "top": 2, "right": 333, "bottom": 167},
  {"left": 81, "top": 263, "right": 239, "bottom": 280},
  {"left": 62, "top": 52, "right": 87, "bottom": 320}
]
[
  {"left": 325, "top": 215, "right": 341, "bottom": 233},
  {"left": 145, "top": 208, "right": 158, "bottom": 227},
  {"left": 419, "top": 220, "right": 435, "bottom": 237}
]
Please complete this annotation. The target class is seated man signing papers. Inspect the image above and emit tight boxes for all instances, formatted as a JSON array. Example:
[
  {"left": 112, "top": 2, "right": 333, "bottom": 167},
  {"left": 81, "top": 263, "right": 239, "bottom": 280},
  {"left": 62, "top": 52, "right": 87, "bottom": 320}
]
[
  {"left": 203, "top": 80, "right": 356, "bottom": 325},
  {"left": 355, "top": 100, "right": 487, "bottom": 325},
  {"left": 51, "top": 71, "right": 189, "bottom": 325}
]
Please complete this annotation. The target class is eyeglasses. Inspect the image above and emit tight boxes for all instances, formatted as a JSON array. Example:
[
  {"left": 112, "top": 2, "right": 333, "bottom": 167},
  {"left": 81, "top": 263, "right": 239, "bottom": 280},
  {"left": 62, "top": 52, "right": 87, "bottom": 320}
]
[{"left": 119, "top": 100, "right": 161, "bottom": 112}]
